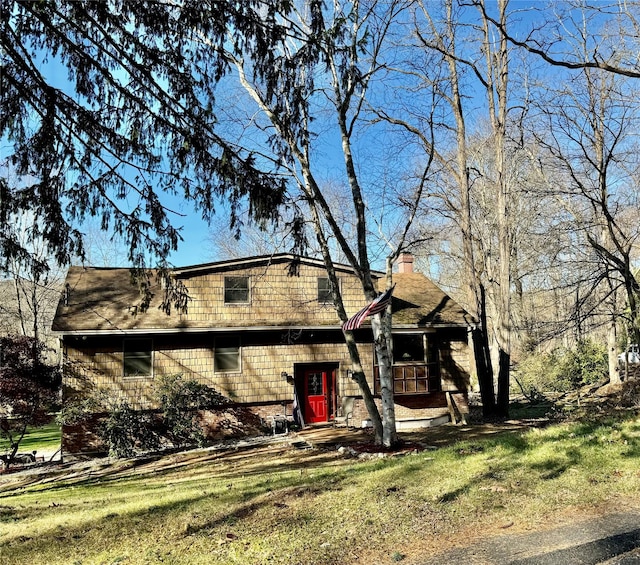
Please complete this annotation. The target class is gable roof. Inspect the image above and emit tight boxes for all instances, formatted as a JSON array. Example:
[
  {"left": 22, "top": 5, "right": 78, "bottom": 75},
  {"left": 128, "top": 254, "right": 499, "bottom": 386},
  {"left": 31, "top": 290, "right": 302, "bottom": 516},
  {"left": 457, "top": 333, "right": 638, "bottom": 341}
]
[
  {"left": 52, "top": 267, "right": 168, "bottom": 333},
  {"left": 52, "top": 255, "right": 470, "bottom": 334},
  {"left": 172, "top": 253, "right": 385, "bottom": 278},
  {"left": 391, "top": 273, "right": 471, "bottom": 328}
]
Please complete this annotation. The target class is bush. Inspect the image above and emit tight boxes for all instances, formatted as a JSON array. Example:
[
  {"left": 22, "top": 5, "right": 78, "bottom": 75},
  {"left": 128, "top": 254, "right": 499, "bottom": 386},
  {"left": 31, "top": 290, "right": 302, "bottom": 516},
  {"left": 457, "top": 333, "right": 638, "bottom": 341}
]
[
  {"left": 60, "top": 375, "right": 228, "bottom": 457},
  {"left": 513, "top": 349, "right": 562, "bottom": 398},
  {"left": 514, "top": 339, "right": 608, "bottom": 397},
  {"left": 561, "top": 340, "right": 608, "bottom": 387},
  {"left": 98, "top": 399, "right": 159, "bottom": 458},
  {"left": 60, "top": 391, "right": 159, "bottom": 458},
  {"left": 156, "top": 374, "right": 228, "bottom": 447},
  {"left": 57, "top": 395, "right": 102, "bottom": 426}
]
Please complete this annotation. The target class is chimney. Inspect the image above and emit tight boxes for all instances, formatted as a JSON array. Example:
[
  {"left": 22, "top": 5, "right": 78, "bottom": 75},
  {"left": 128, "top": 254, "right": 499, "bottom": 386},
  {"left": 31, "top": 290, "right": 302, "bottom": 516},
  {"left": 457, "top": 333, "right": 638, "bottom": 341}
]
[{"left": 397, "top": 252, "right": 414, "bottom": 274}]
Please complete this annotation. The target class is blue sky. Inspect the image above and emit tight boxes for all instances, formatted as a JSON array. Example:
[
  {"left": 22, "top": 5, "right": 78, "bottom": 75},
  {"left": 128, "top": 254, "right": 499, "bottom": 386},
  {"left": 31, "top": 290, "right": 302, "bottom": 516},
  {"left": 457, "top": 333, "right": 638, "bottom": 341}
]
[
  {"left": 33, "top": 55, "right": 216, "bottom": 267},
  {"left": 19, "top": 1, "right": 634, "bottom": 271}
]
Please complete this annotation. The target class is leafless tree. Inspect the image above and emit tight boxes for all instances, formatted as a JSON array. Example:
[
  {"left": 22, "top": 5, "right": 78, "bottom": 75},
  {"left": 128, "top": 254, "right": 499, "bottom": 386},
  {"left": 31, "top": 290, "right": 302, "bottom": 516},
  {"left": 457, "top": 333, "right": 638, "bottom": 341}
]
[
  {"left": 213, "top": 0, "right": 426, "bottom": 446},
  {"left": 0, "top": 213, "right": 63, "bottom": 356},
  {"left": 530, "top": 48, "right": 640, "bottom": 381},
  {"left": 377, "top": 0, "right": 523, "bottom": 416},
  {"left": 473, "top": 1, "right": 640, "bottom": 79}
]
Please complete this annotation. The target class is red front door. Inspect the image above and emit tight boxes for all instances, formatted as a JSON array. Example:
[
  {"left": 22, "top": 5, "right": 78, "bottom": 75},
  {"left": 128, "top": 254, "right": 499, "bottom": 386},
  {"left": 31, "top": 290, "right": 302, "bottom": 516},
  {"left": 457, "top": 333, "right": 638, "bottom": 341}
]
[{"left": 303, "top": 369, "right": 328, "bottom": 423}]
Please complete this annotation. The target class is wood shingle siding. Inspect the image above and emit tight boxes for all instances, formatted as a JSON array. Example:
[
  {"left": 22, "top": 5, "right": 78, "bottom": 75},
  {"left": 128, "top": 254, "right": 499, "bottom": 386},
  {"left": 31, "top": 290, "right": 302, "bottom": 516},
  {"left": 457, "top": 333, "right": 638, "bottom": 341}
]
[
  {"left": 63, "top": 330, "right": 374, "bottom": 410},
  {"left": 54, "top": 256, "right": 378, "bottom": 332},
  {"left": 53, "top": 254, "right": 474, "bottom": 451}
]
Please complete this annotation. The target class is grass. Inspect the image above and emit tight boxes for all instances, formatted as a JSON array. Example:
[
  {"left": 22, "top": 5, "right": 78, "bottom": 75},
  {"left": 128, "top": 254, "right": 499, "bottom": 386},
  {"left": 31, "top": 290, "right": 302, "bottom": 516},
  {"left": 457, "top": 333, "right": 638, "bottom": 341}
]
[
  {"left": 0, "top": 422, "right": 61, "bottom": 455},
  {"left": 1, "top": 410, "right": 640, "bottom": 564}
]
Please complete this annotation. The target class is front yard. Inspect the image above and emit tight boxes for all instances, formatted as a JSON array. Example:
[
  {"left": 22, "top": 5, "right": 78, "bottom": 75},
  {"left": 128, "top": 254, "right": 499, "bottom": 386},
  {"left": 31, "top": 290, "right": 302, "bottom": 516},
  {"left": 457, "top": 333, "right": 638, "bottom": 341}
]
[{"left": 1, "top": 406, "right": 640, "bottom": 564}]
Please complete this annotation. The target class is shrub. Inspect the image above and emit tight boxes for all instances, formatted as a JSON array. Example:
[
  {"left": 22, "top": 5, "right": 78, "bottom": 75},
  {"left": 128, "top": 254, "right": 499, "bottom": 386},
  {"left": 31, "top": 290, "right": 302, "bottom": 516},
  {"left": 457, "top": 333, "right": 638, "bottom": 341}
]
[
  {"left": 514, "top": 339, "right": 608, "bottom": 397},
  {"left": 57, "top": 393, "right": 102, "bottom": 426},
  {"left": 560, "top": 339, "right": 608, "bottom": 388},
  {"left": 155, "top": 374, "right": 227, "bottom": 447},
  {"left": 60, "top": 375, "right": 228, "bottom": 458},
  {"left": 60, "top": 391, "right": 159, "bottom": 458},
  {"left": 513, "top": 349, "right": 562, "bottom": 398},
  {"left": 98, "top": 399, "right": 159, "bottom": 458}
]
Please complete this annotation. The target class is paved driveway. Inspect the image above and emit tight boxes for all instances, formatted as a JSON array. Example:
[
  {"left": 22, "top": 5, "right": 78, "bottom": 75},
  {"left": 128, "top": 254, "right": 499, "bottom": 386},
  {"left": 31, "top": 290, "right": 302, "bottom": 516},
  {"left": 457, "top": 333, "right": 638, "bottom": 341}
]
[{"left": 413, "top": 512, "right": 640, "bottom": 564}]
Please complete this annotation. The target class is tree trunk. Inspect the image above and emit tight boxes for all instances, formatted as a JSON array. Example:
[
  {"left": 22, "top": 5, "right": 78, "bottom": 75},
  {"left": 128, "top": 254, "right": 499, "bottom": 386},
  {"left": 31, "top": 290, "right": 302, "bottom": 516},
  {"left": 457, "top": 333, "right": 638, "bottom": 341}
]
[
  {"left": 439, "top": 0, "right": 496, "bottom": 417},
  {"left": 608, "top": 314, "right": 621, "bottom": 385},
  {"left": 341, "top": 329, "right": 383, "bottom": 441},
  {"left": 371, "top": 310, "right": 398, "bottom": 448},
  {"left": 483, "top": 0, "right": 511, "bottom": 418},
  {"left": 474, "top": 285, "right": 496, "bottom": 416}
]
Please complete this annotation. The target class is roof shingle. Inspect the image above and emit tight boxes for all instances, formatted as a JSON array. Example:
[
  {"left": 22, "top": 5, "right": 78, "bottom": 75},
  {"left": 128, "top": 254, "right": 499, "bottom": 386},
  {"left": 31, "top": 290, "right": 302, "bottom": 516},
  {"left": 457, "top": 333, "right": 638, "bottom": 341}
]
[{"left": 52, "top": 257, "right": 470, "bottom": 333}]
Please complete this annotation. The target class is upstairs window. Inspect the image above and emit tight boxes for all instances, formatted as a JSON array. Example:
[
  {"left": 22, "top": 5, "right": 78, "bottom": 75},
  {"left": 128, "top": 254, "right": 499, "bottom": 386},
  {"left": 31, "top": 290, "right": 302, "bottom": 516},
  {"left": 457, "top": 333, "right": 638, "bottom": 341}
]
[
  {"left": 224, "top": 276, "right": 250, "bottom": 304},
  {"left": 214, "top": 335, "right": 241, "bottom": 373},
  {"left": 318, "top": 277, "right": 339, "bottom": 304},
  {"left": 123, "top": 339, "right": 153, "bottom": 377}
]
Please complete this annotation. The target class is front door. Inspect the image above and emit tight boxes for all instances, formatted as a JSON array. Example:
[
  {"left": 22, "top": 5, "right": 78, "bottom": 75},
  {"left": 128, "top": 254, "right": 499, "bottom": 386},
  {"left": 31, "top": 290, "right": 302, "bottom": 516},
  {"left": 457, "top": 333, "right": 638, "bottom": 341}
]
[{"left": 303, "top": 368, "right": 329, "bottom": 423}]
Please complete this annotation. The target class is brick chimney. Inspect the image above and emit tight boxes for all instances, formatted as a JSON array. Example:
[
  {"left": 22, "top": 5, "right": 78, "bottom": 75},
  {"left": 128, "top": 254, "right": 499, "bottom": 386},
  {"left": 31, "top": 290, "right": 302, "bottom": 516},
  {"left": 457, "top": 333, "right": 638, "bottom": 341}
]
[{"left": 397, "top": 252, "right": 414, "bottom": 274}]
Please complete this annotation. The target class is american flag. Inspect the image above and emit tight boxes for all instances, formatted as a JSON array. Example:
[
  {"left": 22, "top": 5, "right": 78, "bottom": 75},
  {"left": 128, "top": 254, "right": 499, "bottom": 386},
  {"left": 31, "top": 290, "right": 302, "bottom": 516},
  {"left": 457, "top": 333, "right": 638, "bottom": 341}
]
[{"left": 342, "top": 285, "right": 395, "bottom": 331}]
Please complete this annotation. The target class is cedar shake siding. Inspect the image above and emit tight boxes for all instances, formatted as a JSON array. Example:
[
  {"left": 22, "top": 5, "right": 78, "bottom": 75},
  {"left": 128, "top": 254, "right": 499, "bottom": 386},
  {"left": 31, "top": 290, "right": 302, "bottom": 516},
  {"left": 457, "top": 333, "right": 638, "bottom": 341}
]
[
  {"left": 53, "top": 254, "right": 473, "bottom": 452},
  {"left": 62, "top": 330, "right": 371, "bottom": 409}
]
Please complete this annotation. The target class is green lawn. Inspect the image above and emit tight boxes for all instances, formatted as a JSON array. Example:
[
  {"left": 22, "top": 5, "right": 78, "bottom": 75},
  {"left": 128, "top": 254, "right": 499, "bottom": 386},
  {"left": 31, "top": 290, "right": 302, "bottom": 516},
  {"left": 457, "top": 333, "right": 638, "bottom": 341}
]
[
  {"left": 0, "top": 422, "right": 61, "bottom": 456},
  {"left": 1, "top": 411, "right": 639, "bottom": 564}
]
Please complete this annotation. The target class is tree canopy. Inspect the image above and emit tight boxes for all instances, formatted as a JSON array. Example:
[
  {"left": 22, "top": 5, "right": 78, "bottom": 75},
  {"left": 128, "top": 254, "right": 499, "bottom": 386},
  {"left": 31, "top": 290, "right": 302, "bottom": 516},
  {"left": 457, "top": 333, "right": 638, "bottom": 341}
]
[
  {"left": 3, "top": 1, "right": 640, "bottom": 427},
  {"left": 1, "top": 1, "right": 312, "bottom": 294}
]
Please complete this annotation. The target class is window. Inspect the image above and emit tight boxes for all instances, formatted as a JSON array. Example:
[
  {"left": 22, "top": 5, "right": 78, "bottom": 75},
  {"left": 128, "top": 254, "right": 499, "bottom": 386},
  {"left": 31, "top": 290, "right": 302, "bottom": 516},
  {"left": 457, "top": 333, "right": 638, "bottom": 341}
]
[
  {"left": 214, "top": 335, "right": 240, "bottom": 373},
  {"left": 123, "top": 339, "right": 153, "bottom": 377},
  {"left": 393, "top": 334, "right": 425, "bottom": 363},
  {"left": 224, "top": 276, "right": 250, "bottom": 304},
  {"left": 374, "top": 333, "right": 440, "bottom": 395},
  {"left": 317, "top": 277, "right": 338, "bottom": 303}
]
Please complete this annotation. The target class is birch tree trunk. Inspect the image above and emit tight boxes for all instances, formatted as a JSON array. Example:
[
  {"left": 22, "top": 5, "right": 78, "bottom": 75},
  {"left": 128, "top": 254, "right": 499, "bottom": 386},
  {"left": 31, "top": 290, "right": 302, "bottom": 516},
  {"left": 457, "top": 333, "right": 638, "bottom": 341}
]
[
  {"left": 228, "top": 1, "right": 408, "bottom": 446},
  {"left": 372, "top": 259, "right": 398, "bottom": 447}
]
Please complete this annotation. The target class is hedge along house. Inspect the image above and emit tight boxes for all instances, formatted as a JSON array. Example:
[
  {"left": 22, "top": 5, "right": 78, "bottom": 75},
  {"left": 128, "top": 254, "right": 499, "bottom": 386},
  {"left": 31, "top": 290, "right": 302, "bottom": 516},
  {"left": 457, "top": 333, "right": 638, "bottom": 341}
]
[{"left": 52, "top": 253, "right": 473, "bottom": 453}]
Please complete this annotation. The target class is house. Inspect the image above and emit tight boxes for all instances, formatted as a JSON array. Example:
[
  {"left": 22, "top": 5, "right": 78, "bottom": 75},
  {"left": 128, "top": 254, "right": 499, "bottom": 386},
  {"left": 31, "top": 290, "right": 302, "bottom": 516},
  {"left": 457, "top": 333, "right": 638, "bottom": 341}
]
[{"left": 52, "top": 253, "right": 473, "bottom": 453}]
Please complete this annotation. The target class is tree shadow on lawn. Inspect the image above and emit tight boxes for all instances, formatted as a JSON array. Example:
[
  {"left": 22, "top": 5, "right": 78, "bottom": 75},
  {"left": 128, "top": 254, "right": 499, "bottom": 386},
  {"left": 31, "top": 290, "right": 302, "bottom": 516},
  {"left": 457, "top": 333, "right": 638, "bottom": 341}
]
[
  {"left": 398, "top": 420, "right": 547, "bottom": 449},
  {"left": 431, "top": 412, "right": 640, "bottom": 506},
  {"left": 0, "top": 436, "right": 382, "bottom": 498},
  {"left": 1, "top": 447, "right": 417, "bottom": 563},
  {"left": 9, "top": 418, "right": 623, "bottom": 562},
  {"left": 1, "top": 419, "right": 548, "bottom": 497}
]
